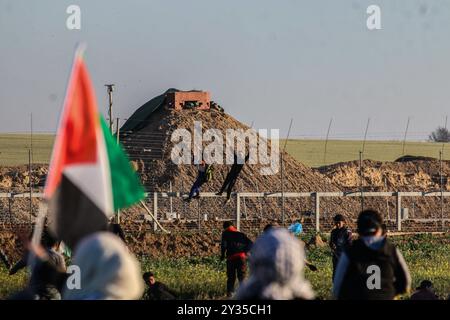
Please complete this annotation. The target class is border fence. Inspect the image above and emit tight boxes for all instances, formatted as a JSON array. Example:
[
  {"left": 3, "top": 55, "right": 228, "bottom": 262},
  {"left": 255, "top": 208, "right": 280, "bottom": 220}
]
[{"left": 1, "top": 191, "right": 448, "bottom": 234}]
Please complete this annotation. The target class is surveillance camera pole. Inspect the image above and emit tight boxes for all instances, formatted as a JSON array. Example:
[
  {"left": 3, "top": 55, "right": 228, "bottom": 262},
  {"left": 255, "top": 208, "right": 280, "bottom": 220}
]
[{"left": 105, "top": 84, "right": 115, "bottom": 133}]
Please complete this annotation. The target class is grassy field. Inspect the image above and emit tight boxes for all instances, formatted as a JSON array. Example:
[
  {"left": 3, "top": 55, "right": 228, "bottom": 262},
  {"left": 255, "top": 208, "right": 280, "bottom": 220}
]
[
  {"left": 0, "top": 134, "right": 54, "bottom": 166},
  {"left": 1, "top": 134, "right": 449, "bottom": 167},
  {"left": 1, "top": 234, "right": 449, "bottom": 300},
  {"left": 283, "top": 139, "right": 450, "bottom": 167}
]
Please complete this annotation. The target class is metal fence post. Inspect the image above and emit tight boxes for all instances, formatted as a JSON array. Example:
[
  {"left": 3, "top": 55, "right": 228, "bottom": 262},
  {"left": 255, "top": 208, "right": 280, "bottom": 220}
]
[
  {"left": 314, "top": 192, "right": 320, "bottom": 233},
  {"left": 8, "top": 194, "right": 12, "bottom": 225},
  {"left": 153, "top": 192, "right": 158, "bottom": 232},
  {"left": 169, "top": 181, "right": 173, "bottom": 219},
  {"left": 396, "top": 192, "right": 402, "bottom": 231},
  {"left": 236, "top": 193, "right": 241, "bottom": 231}
]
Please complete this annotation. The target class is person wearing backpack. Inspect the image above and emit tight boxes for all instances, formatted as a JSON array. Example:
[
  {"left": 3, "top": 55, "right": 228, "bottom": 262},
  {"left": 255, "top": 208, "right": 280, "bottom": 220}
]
[
  {"left": 185, "top": 160, "right": 211, "bottom": 202},
  {"left": 333, "top": 209, "right": 411, "bottom": 300}
]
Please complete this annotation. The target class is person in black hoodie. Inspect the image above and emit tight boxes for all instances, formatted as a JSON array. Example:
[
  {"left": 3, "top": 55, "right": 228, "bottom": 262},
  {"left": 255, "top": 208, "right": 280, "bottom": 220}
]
[
  {"left": 216, "top": 152, "right": 249, "bottom": 204},
  {"left": 220, "top": 221, "right": 252, "bottom": 297},
  {"left": 333, "top": 209, "right": 411, "bottom": 300},
  {"left": 329, "top": 214, "right": 352, "bottom": 280}
]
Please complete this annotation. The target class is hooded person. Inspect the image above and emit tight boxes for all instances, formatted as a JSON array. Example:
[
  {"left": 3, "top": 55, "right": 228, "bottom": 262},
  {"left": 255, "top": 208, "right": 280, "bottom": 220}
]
[
  {"left": 235, "top": 228, "right": 315, "bottom": 300},
  {"left": 63, "top": 232, "right": 144, "bottom": 300},
  {"left": 333, "top": 209, "right": 411, "bottom": 300}
]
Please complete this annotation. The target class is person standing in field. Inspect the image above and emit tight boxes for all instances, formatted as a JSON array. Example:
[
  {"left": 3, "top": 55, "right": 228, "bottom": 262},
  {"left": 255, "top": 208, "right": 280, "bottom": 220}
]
[
  {"left": 329, "top": 214, "right": 352, "bottom": 280},
  {"left": 220, "top": 221, "right": 253, "bottom": 297},
  {"left": 333, "top": 209, "right": 411, "bottom": 300},
  {"left": 216, "top": 152, "right": 249, "bottom": 204}
]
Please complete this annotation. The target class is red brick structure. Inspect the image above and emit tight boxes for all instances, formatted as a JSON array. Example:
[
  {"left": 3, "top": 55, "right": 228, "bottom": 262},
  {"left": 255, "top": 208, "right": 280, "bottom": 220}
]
[{"left": 166, "top": 91, "right": 210, "bottom": 110}]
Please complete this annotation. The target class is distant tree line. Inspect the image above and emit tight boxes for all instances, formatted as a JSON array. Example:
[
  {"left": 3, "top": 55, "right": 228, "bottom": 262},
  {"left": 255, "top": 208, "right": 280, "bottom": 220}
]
[{"left": 429, "top": 127, "right": 450, "bottom": 142}]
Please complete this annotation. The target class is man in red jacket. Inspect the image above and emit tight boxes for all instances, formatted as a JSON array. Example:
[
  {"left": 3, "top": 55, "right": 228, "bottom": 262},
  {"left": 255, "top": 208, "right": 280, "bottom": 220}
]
[{"left": 220, "top": 221, "right": 253, "bottom": 297}]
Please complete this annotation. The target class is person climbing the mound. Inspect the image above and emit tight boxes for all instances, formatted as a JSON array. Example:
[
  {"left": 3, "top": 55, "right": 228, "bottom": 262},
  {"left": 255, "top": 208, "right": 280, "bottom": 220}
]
[
  {"left": 185, "top": 160, "right": 212, "bottom": 202},
  {"left": 216, "top": 152, "right": 249, "bottom": 204}
]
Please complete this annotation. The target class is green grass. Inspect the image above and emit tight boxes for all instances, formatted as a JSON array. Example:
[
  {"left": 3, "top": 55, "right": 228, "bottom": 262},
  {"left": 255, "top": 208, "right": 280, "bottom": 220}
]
[
  {"left": 1, "top": 234, "right": 448, "bottom": 300},
  {"left": 1, "top": 134, "right": 449, "bottom": 167},
  {"left": 0, "top": 134, "right": 54, "bottom": 166},
  {"left": 283, "top": 139, "right": 450, "bottom": 167}
]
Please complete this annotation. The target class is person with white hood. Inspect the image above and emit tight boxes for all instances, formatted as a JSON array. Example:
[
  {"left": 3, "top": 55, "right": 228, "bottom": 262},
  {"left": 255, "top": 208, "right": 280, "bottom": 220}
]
[
  {"left": 234, "top": 228, "right": 315, "bottom": 300},
  {"left": 63, "top": 232, "right": 144, "bottom": 300}
]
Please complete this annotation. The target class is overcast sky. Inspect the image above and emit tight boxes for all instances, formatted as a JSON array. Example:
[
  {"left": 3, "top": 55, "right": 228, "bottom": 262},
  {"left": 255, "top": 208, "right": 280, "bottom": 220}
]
[{"left": 1, "top": 0, "right": 449, "bottom": 140}]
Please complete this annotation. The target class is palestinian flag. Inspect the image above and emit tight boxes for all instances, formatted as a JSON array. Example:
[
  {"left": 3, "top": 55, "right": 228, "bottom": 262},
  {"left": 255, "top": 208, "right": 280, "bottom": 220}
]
[{"left": 44, "top": 50, "right": 145, "bottom": 249}]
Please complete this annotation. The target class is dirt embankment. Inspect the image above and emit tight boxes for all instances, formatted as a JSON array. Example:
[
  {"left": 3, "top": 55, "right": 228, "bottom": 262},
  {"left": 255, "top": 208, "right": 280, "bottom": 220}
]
[{"left": 317, "top": 159, "right": 450, "bottom": 192}]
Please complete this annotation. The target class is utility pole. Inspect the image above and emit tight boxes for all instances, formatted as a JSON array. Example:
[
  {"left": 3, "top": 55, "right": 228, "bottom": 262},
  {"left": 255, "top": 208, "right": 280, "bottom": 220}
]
[
  {"left": 439, "top": 150, "right": 444, "bottom": 230},
  {"left": 402, "top": 117, "right": 411, "bottom": 156},
  {"left": 105, "top": 84, "right": 115, "bottom": 133},
  {"left": 29, "top": 149, "right": 32, "bottom": 226},
  {"left": 29, "top": 113, "right": 33, "bottom": 226},
  {"left": 116, "top": 117, "right": 121, "bottom": 224},
  {"left": 442, "top": 115, "right": 448, "bottom": 156},
  {"left": 362, "top": 117, "right": 370, "bottom": 154},
  {"left": 359, "top": 151, "right": 364, "bottom": 212},
  {"left": 30, "top": 113, "right": 33, "bottom": 164},
  {"left": 281, "top": 118, "right": 293, "bottom": 226},
  {"left": 323, "top": 118, "right": 333, "bottom": 166}
]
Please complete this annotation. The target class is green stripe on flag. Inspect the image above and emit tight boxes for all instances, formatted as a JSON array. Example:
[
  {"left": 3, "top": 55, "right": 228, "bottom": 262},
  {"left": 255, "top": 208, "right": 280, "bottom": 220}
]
[{"left": 100, "top": 116, "right": 145, "bottom": 211}]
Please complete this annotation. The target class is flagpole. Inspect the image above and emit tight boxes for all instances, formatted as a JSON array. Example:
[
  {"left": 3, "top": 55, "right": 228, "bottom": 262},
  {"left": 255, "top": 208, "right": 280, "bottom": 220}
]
[
  {"left": 105, "top": 84, "right": 115, "bottom": 133},
  {"left": 116, "top": 117, "right": 121, "bottom": 224}
]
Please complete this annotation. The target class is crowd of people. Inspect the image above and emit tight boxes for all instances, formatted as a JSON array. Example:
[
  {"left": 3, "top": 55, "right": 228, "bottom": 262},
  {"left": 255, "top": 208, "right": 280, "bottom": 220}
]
[{"left": 1, "top": 208, "right": 447, "bottom": 301}]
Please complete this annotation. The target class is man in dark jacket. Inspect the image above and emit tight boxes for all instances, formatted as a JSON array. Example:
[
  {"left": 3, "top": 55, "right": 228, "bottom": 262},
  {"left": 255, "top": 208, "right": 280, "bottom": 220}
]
[
  {"left": 217, "top": 152, "right": 249, "bottom": 204},
  {"left": 142, "top": 272, "right": 177, "bottom": 300},
  {"left": 329, "top": 214, "right": 352, "bottom": 280},
  {"left": 333, "top": 209, "right": 411, "bottom": 300},
  {"left": 220, "top": 221, "right": 253, "bottom": 297}
]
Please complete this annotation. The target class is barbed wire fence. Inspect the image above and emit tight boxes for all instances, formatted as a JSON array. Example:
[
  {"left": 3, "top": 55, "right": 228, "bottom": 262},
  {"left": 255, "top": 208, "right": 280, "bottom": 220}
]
[{"left": 0, "top": 116, "right": 449, "bottom": 234}]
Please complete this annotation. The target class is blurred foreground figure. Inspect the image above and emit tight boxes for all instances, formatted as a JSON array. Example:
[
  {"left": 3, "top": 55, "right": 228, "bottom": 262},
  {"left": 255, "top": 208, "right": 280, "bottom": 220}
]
[
  {"left": 235, "top": 228, "right": 315, "bottom": 300},
  {"left": 142, "top": 271, "right": 177, "bottom": 300},
  {"left": 410, "top": 280, "right": 439, "bottom": 300},
  {"left": 333, "top": 210, "right": 411, "bottom": 300},
  {"left": 8, "top": 229, "right": 66, "bottom": 300},
  {"left": 63, "top": 232, "right": 143, "bottom": 300}
]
